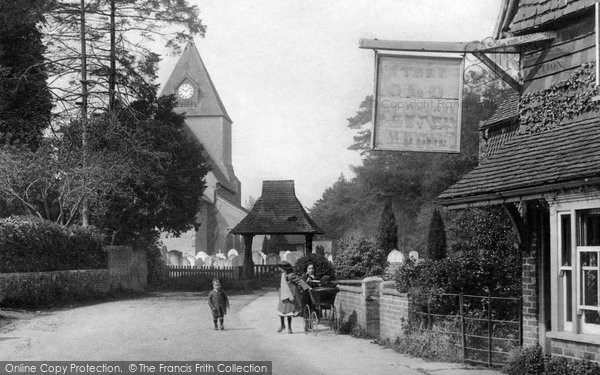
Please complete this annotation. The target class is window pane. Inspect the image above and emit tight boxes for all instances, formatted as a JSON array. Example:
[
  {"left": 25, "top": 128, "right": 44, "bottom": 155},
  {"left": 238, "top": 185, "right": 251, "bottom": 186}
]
[
  {"left": 578, "top": 210, "right": 600, "bottom": 246},
  {"left": 584, "top": 310, "right": 600, "bottom": 325},
  {"left": 565, "top": 270, "right": 572, "bottom": 322},
  {"left": 582, "top": 269, "right": 598, "bottom": 306},
  {"left": 561, "top": 215, "right": 571, "bottom": 266},
  {"left": 581, "top": 252, "right": 598, "bottom": 267}
]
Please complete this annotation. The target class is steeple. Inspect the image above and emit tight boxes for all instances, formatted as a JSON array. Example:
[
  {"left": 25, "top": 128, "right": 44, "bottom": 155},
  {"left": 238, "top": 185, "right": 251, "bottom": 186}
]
[
  {"left": 161, "top": 40, "right": 232, "bottom": 122},
  {"left": 160, "top": 39, "right": 241, "bottom": 206}
]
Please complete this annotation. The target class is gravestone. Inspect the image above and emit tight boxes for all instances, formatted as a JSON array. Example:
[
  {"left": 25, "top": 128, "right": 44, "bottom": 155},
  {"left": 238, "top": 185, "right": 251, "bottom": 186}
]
[
  {"left": 196, "top": 251, "right": 209, "bottom": 262},
  {"left": 252, "top": 252, "right": 263, "bottom": 265},
  {"left": 386, "top": 249, "right": 405, "bottom": 275},
  {"left": 227, "top": 249, "right": 239, "bottom": 258},
  {"left": 167, "top": 250, "right": 182, "bottom": 266},
  {"left": 194, "top": 258, "right": 205, "bottom": 267},
  {"left": 286, "top": 251, "right": 302, "bottom": 266},
  {"left": 266, "top": 253, "right": 280, "bottom": 265},
  {"left": 409, "top": 251, "right": 419, "bottom": 260},
  {"left": 205, "top": 255, "right": 217, "bottom": 267},
  {"left": 215, "top": 258, "right": 230, "bottom": 268},
  {"left": 230, "top": 255, "right": 241, "bottom": 267}
]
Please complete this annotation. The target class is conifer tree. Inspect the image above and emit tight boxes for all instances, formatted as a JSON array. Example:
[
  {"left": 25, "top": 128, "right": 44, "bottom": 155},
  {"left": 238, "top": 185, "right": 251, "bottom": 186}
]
[
  {"left": 426, "top": 209, "right": 447, "bottom": 260},
  {"left": 376, "top": 199, "right": 398, "bottom": 252},
  {"left": 0, "top": 0, "right": 52, "bottom": 149}
]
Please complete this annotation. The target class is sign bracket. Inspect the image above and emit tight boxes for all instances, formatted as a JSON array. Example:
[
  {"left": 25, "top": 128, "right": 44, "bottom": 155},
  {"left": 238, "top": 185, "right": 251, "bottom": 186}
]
[{"left": 360, "top": 31, "right": 556, "bottom": 94}]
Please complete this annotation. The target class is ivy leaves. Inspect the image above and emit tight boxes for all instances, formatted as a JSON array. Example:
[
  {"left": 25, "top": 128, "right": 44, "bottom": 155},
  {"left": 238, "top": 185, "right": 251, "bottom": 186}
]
[{"left": 520, "top": 63, "right": 600, "bottom": 133}]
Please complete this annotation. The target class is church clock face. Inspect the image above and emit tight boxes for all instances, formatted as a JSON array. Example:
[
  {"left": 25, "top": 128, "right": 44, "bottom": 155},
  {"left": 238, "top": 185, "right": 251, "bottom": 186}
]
[{"left": 177, "top": 83, "right": 194, "bottom": 100}]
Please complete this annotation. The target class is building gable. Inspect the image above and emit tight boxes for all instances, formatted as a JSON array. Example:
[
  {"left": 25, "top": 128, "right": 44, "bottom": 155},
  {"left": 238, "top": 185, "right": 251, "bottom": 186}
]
[{"left": 161, "top": 40, "right": 232, "bottom": 122}]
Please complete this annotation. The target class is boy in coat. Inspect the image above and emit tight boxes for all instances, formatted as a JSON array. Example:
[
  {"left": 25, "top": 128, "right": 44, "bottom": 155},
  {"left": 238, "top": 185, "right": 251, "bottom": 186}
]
[{"left": 208, "top": 278, "right": 230, "bottom": 330}]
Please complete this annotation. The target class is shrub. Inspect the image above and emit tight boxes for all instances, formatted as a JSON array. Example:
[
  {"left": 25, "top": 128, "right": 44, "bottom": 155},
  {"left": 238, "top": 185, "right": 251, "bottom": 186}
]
[
  {"left": 502, "top": 346, "right": 545, "bottom": 375},
  {"left": 334, "top": 235, "right": 387, "bottom": 279},
  {"left": 393, "top": 253, "right": 521, "bottom": 297},
  {"left": 0, "top": 216, "right": 106, "bottom": 272},
  {"left": 502, "top": 346, "right": 600, "bottom": 375},
  {"left": 389, "top": 321, "right": 461, "bottom": 362},
  {"left": 294, "top": 253, "right": 335, "bottom": 279}
]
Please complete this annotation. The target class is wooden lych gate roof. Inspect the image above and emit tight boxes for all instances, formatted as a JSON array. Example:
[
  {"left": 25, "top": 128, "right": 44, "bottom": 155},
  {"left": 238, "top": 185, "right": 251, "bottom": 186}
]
[{"left": 231, "top": 180, "right": 323, "bottom": 235}]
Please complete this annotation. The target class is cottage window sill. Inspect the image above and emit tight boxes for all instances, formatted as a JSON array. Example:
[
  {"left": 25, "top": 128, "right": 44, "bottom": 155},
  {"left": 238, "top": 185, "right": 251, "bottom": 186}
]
[{"left": 547, "top": 331, "right": 600, "bottom": 346}]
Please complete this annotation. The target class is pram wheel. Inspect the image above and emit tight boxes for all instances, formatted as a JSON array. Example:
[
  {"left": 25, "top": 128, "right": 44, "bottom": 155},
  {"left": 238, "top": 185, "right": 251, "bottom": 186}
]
[
  {"left": 303, "top": 305, "right": 312, "bottom": 334},
  {"left": 330, "top": 305, "right": 338, "bottom": 334},
  {"left": 311, "top": 311, "right": 319, "bottom": 335}
]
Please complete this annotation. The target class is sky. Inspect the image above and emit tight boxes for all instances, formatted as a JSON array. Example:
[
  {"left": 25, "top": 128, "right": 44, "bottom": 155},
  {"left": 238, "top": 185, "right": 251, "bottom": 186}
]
[{"left": 157, "top": 0, "right": 502, "bottom": 209}]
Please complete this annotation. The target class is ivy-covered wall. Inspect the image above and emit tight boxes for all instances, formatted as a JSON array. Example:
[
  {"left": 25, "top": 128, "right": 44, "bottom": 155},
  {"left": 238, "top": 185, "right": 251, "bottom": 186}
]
[{"left": 519, "top": 63, "right": 600, "bottom": 134}]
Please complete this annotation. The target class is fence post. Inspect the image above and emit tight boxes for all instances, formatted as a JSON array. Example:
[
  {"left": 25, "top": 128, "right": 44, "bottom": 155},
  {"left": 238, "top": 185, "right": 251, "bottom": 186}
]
[
  {"left": 460, "top": 293, "right": 466, "bottom": 363},
  {"left": 488, "top": 293, "right": 493, "bottom": 367},
  {"left": 427, "top": 297, "right": 432, "bottom": 330},
  {"left": 518, "top": 297, "right": 523, "bottom": 345}
]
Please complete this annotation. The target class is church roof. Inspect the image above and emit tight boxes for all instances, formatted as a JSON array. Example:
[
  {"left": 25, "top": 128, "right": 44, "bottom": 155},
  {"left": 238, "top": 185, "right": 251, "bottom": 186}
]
[
  {"left": 231, "top": 180, "right": 323, "bottom": 235},
  {"left": 161, "top": 40, "right": 232, "bottom": 122}
]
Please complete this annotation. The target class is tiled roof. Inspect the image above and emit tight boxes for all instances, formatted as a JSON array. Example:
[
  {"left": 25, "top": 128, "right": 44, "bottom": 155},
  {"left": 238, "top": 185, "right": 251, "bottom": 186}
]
[
  {"left": 480, "top": 92, "right": 520, "bottom": 130},
  {"left": 437, "top": 115, "right": 600, "bottom": 205},
  {"left": 509, "top": 0, "right": 594, "bottom": 34},
  {"left": 232, "top": 180, "right": 323, "bottom": 235}
]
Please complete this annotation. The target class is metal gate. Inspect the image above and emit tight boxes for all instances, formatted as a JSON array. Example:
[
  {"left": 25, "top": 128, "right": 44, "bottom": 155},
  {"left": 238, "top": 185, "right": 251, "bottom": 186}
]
[{"left": 409, "top": 292, "right": 522, "bottom": 366}]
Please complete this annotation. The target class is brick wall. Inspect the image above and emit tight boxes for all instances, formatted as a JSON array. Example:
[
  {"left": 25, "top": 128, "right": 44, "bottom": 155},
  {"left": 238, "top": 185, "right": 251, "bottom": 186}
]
[
  {"left": 336, "top": 277, "right": 411, "bottom": 340},
  {"left": 0, "top": 246, "right": 147, "bottom": 307},
  {"left": 335, "top": 280, "right": 364, "bottom": 332},
  {"left": 379, "top": 281, "right": 409, "bottom": 341},
  {"left": 551, "top": 339, "right": 600, "bottom": 361},
  {"left": 522, "top": 254, "right": 539, "bottom": 347}
]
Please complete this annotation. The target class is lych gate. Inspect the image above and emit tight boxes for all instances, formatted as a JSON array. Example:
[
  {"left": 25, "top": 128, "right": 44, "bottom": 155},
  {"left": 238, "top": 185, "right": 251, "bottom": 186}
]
[{"left": 231, "top": 180, "right": 323, "bottom": 279}]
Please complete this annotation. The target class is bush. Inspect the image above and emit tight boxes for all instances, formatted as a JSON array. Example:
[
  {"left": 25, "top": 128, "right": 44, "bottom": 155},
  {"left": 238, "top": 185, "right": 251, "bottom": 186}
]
[
  {"left": 388, "top": 321, "right": 461, "bottom": 362},
  {"left": 334, "top": 235, "right": 387, "bottom": 279},
  {"left": 294, "top": 253, "right": 335, "bottom": 279},
  {"left": 503, "top": 346, "right": 545, "bottom": 375},
  {"left": 0, "top": 216, "right": 106, "bottom": 272},
  {"left": 502, "top": 346, "right": 600, "bottom": 375},
  {"left": 393, "top": 253, "right": 521, "bottom": 297}
]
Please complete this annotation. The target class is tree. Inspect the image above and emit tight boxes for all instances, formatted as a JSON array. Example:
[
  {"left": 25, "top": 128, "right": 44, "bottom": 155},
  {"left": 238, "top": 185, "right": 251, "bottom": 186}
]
[
  {"left": 334, "top": 236, "right": 388, "bottom": 279},
  {"left": 311, "top": 68, "right": 511, "bottom": 250},
  {"left": 426, "top": 209, "right": 446, "bottom": 260},
  {"left": 42, "top": 0, "right": 206, "bottom": 118},
  {"left": 0, "top": 0, "right": 52, "bottom": 149},
  {"left": 310, "top": 174, "right": 380, "bottom": 240},
  {"left": 89, "top": 94, "right": 210, "bottom": 244},
  {"left": 0, "top": 93, "right": 210, "bottom": 240},
  {"left": 246, "top": 196, "right": 256, "bottom": 211},
  {"left": 376, "top": 199, "right": 398, "bottom": 252}
]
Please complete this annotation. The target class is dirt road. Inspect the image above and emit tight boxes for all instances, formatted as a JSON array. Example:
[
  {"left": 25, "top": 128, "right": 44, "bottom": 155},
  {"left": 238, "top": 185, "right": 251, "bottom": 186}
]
[{"left": 0, "top": 290, "right": 500, "bottom": 375}]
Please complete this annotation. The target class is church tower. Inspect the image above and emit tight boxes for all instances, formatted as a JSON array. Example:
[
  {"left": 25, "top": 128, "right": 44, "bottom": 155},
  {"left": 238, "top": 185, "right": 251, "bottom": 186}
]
[{"left": 160, "top": 41, "right": 246, "bottom": 259}]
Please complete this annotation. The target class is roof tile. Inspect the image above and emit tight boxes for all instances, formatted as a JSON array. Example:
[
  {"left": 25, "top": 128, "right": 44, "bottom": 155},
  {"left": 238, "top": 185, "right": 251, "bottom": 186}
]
[
  {"left": 232, "top": 180, "right": 323, "bottom": 235},
  {"left": 438, "top": 116, "right": 600, "bottom": 202},
  {"left": 509, "top": 0, "right": 594, "bottom": 33}
]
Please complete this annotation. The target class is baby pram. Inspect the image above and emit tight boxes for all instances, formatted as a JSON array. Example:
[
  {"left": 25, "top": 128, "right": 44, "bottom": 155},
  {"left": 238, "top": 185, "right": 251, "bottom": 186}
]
[{"left": 303, "top": 285, "right": 339, "bottom": 335}]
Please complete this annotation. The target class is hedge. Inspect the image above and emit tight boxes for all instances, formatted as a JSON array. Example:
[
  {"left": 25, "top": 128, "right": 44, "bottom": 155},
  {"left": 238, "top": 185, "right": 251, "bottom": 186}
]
[{"left": 0, "top": 216, "right": 107, "bottom": 272}]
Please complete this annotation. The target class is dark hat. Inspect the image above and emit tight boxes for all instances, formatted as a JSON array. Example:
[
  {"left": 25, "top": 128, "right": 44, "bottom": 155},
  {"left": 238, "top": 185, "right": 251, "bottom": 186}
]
[{"left": 277, "top": 260, "right": 293, "bottom": 273}]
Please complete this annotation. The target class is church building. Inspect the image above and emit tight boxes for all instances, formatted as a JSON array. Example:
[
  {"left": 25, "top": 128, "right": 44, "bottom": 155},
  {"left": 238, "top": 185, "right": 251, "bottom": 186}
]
[{"left": 159, "top": 40, "right": 247, "bottom": 261}]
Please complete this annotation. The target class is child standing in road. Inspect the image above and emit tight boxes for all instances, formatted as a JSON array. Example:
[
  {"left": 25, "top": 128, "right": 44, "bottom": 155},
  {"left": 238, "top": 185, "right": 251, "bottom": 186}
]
[{"left": 208, "top": 278, "right": 230, "bottom": 330}]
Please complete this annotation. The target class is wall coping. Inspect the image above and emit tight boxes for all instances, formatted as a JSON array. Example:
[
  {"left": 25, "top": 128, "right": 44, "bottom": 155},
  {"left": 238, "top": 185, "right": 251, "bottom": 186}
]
[
  {"left": 336, "top": 279, "right": 363, "bottom": 286},
  {"left": 337, "top": 285, "right": 362, "bottom": 294},
  {"left": 0, "top": 269, "right": 109, "bottom": 277}
]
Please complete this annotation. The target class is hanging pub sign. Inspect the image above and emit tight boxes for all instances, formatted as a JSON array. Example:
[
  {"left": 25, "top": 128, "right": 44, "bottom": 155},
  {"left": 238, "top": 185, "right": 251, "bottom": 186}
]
[{"left": 372, "top": 54, "right": 464, "bottom": 153}]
